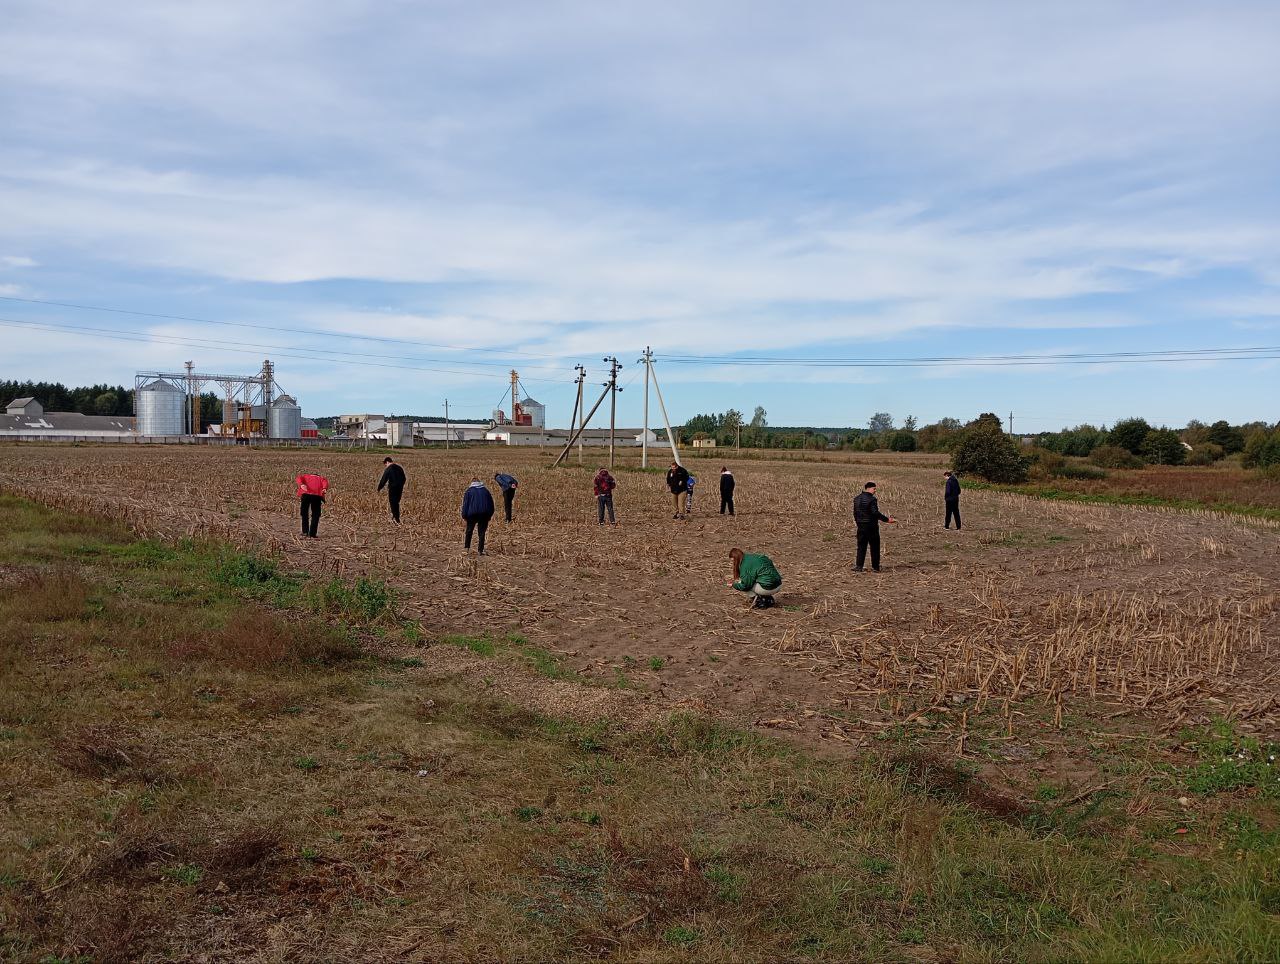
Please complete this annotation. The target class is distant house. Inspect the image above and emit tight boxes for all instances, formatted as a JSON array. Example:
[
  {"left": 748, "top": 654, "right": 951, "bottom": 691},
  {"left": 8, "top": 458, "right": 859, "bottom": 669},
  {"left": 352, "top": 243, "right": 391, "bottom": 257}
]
[
  {"left": 1, "top": 397, "right": 136, "bottom": 440},
  {"left": 692, "top": 438, "right": 716, "bottom": 449}
]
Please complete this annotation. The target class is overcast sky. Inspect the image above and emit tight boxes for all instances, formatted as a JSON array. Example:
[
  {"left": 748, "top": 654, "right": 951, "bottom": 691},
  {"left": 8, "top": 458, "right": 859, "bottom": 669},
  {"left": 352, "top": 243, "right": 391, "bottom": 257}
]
[{"left": 2, "top": 1, "right": 1278, "bottom": 430}]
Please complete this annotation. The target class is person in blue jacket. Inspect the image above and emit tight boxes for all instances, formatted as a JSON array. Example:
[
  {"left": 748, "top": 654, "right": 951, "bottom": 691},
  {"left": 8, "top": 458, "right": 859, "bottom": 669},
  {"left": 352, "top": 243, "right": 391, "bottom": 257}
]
[
  {"left": 461, "top": 477, "right": 495, "bottom": 554},
  {"left": 494, "top": 472, "right": 518, "bottom": 523},
  {"left": 944, "top": 470, "right": 962, "bottom": 530}
]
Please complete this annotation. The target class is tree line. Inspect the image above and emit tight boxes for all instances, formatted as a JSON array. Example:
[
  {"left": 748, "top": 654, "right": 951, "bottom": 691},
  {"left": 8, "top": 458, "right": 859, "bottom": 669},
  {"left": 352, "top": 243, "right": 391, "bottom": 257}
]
[
  {"left": 1, "top": 380, "right": 225, "bottom": 422},
  {"left": 682, "top": 406, "right": 1280, "bottom": 479}
]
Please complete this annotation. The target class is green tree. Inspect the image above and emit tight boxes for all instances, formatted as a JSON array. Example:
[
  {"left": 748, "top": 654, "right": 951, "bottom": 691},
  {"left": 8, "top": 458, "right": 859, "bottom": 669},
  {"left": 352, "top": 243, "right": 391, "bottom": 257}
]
[
  {"left": 868, "top": 412, "right": 894, "bottom": 434},
  {"left": 952, "top": 424, "right": 1029, "bottom": 483},
  {"left": 1108, "top": 417, "right": 1152, "bottom": 454},
  {"left": 889, "top": 430, "right": 917, "bottom": 452},
  {"left": 1205, "top": 420, "right": 1245, "bottom": 454},
  {"left": 902, "top": 415, "right": 918, "bottom": 431},
  {"left": 1140, "top": 429, "right": 1186, "bottom": 465},
  {"left": 968, "top": 412, "right": 1004, "bottom": 433}
]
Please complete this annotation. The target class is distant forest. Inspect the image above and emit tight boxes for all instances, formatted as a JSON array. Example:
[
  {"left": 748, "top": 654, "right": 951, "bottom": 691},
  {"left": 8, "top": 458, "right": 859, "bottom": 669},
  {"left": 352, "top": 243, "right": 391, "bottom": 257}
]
[{"left": 1, "top": 380, "right": 222, "bottom": 421}]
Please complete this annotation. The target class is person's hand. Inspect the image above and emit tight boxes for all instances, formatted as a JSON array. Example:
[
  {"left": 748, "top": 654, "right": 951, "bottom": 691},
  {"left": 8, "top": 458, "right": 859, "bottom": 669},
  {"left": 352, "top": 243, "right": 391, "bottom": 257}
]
[{"left": 888, "top": 517, "right": 897, "bottom": 524}]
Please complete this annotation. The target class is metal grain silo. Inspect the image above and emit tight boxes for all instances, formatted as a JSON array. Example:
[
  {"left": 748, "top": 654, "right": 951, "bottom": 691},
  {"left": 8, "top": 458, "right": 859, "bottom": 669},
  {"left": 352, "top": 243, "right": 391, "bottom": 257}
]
[
  {"left": 135, "top": 379, "right": 185, "bottom": 436},
  {"left": 268, "top": 394, "right": 302, "bottom": 439}
]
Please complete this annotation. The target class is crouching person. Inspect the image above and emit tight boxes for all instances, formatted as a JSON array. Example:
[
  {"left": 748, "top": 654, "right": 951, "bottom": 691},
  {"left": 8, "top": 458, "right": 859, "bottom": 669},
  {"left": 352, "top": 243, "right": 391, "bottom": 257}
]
[{"left": 728, "top": 547, "right": 782, "bottom": 610}]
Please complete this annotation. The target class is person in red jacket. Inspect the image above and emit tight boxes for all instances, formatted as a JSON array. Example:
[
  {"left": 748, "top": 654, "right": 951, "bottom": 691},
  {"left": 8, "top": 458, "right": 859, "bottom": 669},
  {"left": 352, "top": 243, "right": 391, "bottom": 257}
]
[
  {"left": 593, "top": 467, "right": 617, "bottom": 524},
  {"left": 296, "top": 472, "right": 329, "bottom": 538}
]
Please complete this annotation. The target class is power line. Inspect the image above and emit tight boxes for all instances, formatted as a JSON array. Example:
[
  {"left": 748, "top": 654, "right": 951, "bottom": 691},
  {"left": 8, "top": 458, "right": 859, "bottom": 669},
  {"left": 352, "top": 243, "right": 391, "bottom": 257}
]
[
  {"left": 0, "top": 316, "right": 573, "bottom": 385},
  {"left": 659, "top": 347, "right": 1280, "bottom": 367},
  {"left": 0, "top": 293, "right": 565, "bottom": 361}
]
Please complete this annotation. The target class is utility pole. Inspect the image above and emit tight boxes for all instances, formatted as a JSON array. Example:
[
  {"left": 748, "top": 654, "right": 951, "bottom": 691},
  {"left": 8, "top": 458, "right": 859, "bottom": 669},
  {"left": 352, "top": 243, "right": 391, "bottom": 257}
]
[
  {"left": 572, "top": 365, "right": 586, "bottom": 464},
  {"left": 510, "top": 369, "right": 520, "bottom": 425},
  {"left": 184, "top": 360, "right": 194, "bottom": 435},
  {"left": 646, "top": 353, "right": 683, "bottom": 466},
  {"left": 444, "top": 399, "right": 450, "bottom": 450},
  {"left": 1009, "top": 411, "right": 1014, "bottom": 436},
  {"left": 604, "top": 356, "right": 621, "bottom": 470},
  {"left": 639, "top": 347, "right": 652, "bottom": 468}
]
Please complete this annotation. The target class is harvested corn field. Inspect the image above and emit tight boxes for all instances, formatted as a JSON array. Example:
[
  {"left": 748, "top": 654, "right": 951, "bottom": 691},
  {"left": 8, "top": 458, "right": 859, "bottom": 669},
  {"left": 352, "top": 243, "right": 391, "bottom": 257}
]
[{"left": 2, "top": 444, "right": 1277, "bottom": 747}]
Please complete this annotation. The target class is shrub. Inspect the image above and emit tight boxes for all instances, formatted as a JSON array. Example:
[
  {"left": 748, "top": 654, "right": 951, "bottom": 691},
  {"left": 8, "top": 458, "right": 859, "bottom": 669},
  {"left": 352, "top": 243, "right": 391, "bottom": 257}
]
[
  {"left": 1186, "top": 442, "right": 1225, "bottom": 466},
  {"left": 1242, "top": 428, "right": 1280, "bottom": 469},
  {"left": 1089, "top": 445, "right": 1143, "bottom": 470},
  {"left": 1108, "top": 417, "right": 1152, "bottom": 455},
  {"left": 1056, "top": 462, "right": 1108, "bottom": 480},
  {"left": 951, "top": 428, "right": 1029, "bottom": 483},
  {"left": 1140, "top": 429, "right": 1187, "bottom": 466},
  {"left": 889, "top": 431, "right": 917, "bottom": 452}
]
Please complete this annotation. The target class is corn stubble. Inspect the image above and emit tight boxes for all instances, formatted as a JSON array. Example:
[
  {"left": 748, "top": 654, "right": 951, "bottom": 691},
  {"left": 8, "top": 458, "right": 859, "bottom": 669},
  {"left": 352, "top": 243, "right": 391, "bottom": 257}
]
[{"left": 1, "top": 445, "right": 1277, "bottom": 735}]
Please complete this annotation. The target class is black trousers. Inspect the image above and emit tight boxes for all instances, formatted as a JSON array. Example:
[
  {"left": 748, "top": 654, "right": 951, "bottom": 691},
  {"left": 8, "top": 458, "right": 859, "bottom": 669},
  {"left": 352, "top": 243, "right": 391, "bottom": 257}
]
[
  {"left": 855, "top": 525, "right": 880, "bottom": 570},
  {"left": 944, "top": 498, "right": 961, "bottom": 529},
  {"left": 387, "top": 486, "right": 403, "bottom": 523},
  {"left": 720, "top": 494, "right": 735, "bottom": 515},
  {"left": 502, "top": 488, "right": 515, "bottom": 522},
  {"left": 464, "top": 514, "right": 491, "bottom": 552},
  {"left": 300, "top": 495, "right": 323, "bottom": 537}
]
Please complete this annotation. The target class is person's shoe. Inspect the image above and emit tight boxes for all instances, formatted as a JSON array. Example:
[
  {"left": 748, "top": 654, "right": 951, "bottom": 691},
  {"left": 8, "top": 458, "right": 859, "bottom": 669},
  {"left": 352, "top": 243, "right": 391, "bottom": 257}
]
[
  {"left": 853, "top": 567, "right": 864, "bottom": 572},
  {"left": 751, "top": 595, "right": 766, "bottom": 609},
  {"left": 762, "top": 596, "right": 776, "bottom": 608},
  {"left": 872, "top": 568, "right": 881, "bottom": 573}
]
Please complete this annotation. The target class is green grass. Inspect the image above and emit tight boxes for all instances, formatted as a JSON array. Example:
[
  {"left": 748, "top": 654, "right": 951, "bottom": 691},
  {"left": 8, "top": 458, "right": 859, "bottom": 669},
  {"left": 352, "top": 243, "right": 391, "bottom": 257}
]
[
  {"left": 1, "top": 492, "right": 1279, "bottom": 961},
  {"left": 966, "top": 481, "right": 1280, "bottom": 523}
]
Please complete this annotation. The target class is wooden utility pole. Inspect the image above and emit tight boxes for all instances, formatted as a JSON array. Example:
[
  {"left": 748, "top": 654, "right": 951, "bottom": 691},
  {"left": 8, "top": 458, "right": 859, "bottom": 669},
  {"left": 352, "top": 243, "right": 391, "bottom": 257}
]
[
  {"left": 1009, "top": 411, "right": 1014, "bottom": 436},
  {"left": 573, "top": 365, "right": 586, "bottom": 464},
  {"left": 604, "top": 356, "right": 621, "bottom": 469},
  {"left": 639, "top": 347, "right": 652, "bottom": 468},
  {"left": 552, "top": 381, "right": 613, "bottom": 467},
  {"left": 444, "top": 399, "right": 450, "bottom": 449},
  {"left": 646, "top": 354, "right": 682, "bottom": 466}
]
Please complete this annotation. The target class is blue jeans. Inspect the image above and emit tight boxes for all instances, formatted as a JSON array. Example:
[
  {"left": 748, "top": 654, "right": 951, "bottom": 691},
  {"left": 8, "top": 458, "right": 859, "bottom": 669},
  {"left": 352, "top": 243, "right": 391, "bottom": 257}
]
[{"left": 597, "top": 494, "right": 615, "bottom": 523}]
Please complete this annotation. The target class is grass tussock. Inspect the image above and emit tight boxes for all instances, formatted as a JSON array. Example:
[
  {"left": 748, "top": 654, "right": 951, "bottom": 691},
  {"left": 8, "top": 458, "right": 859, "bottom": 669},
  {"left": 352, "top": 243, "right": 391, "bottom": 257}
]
[
  {"left": 0, "top": 568, "right": 90, "bottom": 623},
  {"left": 170, "top": 608, "right": 364, "bottom": 669}
]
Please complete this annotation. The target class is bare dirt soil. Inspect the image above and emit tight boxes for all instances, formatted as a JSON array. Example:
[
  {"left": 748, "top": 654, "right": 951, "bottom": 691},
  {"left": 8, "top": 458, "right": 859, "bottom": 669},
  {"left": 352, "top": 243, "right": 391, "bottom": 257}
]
[{"left": 2, "top": 444, "right": 1277, "bottom": 779}]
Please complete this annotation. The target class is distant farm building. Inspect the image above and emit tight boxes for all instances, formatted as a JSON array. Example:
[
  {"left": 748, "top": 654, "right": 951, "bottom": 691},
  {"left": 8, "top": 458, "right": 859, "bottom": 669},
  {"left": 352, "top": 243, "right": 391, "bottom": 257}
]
[
  {"left": 1, "top": 397, "right": 136, "bottom": 441},
  {"left": 692, "top": 438, "right": 717, "bottom": 449}
]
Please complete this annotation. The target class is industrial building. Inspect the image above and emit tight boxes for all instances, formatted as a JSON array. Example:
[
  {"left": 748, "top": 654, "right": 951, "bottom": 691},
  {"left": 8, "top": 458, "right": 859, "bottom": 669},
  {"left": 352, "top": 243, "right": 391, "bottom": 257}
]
[
  {"left": 135, "top": 359, "right": 309, "bottom": 440},
  {"left": 1, "top": 397, "right": 136, "bottom": 441}
]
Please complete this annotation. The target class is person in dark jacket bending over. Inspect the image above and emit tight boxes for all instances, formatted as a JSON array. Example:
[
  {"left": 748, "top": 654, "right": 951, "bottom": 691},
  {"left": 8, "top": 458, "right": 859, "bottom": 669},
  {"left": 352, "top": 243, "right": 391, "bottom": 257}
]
[
  {"left": 378, "top": 457, "right": 406, "bottom": 523},
  {"left": 461, "top": 478, "right": 495, "bottom": 554},
  {"left": 728, "top": 547, "right": 783, "bottom": 609},
  {"left": 943, "top": 470, "right": 962, "bottom": 530},
  {"left": 719, "top": 466, "right": 736, "bottom": 516},
  {"left": 852, "top": 481, "right": 896, "bottom": 572},
  {"left": 494, "top": 472, "right": 518, "bottom": 523},
  {"left": 666, "top": 461, "right": 690, "bottom": 519}
]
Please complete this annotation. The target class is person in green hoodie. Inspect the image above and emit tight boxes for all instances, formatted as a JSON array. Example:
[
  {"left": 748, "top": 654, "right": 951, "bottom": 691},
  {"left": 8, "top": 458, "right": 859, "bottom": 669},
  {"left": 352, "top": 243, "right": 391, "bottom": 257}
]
[{"left": 728, "top": 547, "right": 783, "bottom": 609}]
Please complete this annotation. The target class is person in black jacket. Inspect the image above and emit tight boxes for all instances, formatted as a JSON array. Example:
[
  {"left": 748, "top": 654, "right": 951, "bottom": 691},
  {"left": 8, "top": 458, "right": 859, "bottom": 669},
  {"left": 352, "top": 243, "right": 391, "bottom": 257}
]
[
  {"left": 377, "top": 456, "right": 406, "bottom": 523},
  {"left": 666, "top": 461, "right": 690, "bottom": 519},
  {"left": 494, "top": 472, "right": 518, "bottom": 522},
  {"left": 944, "top": 470, "right": 962, "bottom": 530},
  {"left": 719, "top": 466, "right": 736, "bottom": 515},
  {"left": 852, "top": 481, "right": 896, "bottom": 572},
  {"left": 460, "top": 478, "right": 495, "bottom": 554}
]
